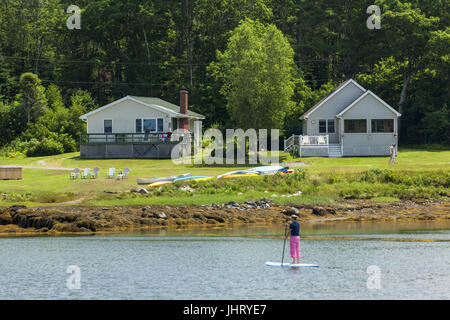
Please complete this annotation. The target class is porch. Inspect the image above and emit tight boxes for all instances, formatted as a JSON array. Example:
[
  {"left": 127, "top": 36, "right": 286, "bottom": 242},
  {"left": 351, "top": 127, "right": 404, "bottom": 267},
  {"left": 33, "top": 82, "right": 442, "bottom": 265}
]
[
  {"left": 79, "top": 133, "right": 190, "bottom": 159},
  {"left": 284, "top": 135, "right": 342, "bottom": 158}
]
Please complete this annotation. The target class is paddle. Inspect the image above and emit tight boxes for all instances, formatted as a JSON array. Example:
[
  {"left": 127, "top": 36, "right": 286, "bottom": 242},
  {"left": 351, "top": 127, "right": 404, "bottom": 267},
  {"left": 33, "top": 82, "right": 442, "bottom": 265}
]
[{"left": 281, "top": 220, "right": 288, "bottom": 266}]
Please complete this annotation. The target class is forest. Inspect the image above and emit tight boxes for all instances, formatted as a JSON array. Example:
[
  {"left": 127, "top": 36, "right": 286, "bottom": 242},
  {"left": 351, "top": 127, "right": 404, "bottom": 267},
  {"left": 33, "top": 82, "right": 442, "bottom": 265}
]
[{"left": 0, "top": 0, "right": 448, "bottom": 156}]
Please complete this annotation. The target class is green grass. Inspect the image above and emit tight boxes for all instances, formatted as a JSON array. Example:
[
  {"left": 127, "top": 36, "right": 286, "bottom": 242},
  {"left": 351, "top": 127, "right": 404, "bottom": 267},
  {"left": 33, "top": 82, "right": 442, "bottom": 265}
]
[
  {"left": 370, "top": 196, "right": 400, "bottom": 203},
  {"left": 0, "top": 147, "right": 448, "bottom": 207}
]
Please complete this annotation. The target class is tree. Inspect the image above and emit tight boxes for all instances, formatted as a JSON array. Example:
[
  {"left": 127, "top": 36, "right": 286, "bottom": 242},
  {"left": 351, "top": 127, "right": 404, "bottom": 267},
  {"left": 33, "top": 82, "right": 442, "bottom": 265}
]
[
  {"left": 213, "top": 19, "right": 296, "bottom": 131},
  {"left": 15, "top": 73, "right": 47, "bottom": 124}
]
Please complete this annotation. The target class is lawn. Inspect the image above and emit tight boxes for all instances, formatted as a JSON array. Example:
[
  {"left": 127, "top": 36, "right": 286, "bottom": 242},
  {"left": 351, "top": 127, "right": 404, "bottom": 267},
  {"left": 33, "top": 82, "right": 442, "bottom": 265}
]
[{"left": 0, "top": 147, "right": 448, "bottom": 207}]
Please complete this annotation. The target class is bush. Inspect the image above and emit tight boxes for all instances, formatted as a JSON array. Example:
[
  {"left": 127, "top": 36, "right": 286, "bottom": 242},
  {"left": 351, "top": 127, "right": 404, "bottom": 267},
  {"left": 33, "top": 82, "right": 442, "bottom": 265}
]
[
  {"left": 55, "top": 133, "right": 77, "bottom": 153},
  {"left": 26, "top": 138, "right": 64, "bottom": 157}
]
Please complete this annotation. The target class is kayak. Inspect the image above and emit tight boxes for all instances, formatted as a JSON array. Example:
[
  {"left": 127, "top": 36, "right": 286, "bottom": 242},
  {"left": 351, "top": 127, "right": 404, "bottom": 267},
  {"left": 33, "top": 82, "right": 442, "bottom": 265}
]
[
  {"left": 173, "top": 176, "right": 214, "bottom": 182},
  {"left": 247, "top": 166, "right": 288, "bottom": 175},
  {"left": 148, "top": 181, "right": 173, "bottom": 188},
  {"left": 217, "top": 170, "right": 255, "bottom": 179},
  {"left": 220, "top": 173, "right": 260, "bottom": 179},
  {"left": 280, "top": 169, "right": 294, "bottom": 174},
  {"left": 137, "top": 173, "right": 191, "bottom": 185}
]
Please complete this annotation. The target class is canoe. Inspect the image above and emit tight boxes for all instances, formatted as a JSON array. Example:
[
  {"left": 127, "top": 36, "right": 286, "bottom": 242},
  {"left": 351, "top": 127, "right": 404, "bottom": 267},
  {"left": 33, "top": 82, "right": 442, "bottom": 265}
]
[
  {"left": 220, "top": 173, "right": 260, "bottom": 179},
  {"left": 247, "top": 165, "right": 288, "bottom": 175},
  {"left": 137, "top": 173, "right": 191, "bottom": 185},
  {"left": 173, "top": 176, "right": 214, "bottom": 183},
  {"left": 148, "top": 181, "right": 173, "bottom": 188}
]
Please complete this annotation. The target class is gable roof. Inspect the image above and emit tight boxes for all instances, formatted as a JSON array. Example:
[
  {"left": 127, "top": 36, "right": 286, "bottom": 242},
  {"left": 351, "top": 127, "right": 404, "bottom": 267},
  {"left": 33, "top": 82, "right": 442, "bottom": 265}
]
[
  {"left": 79, "top": 96, "right": 205, "bottom": 120},
  {"left": 130, "top": 96, "right": 205, "bottom": 119},
  {"left": 336, "top": 90, "right": 401, "bottom": 117},
  {"left": 300, "top": 79, "right": 366, "bottom": 119}
]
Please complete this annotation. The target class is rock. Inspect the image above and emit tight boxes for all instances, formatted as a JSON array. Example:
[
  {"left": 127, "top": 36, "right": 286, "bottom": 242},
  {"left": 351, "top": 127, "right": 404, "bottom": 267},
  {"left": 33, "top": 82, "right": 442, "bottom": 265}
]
[
  {"left": 282, "top": 207, "right": 299, "bottom": 216},
  {"left": 0, "top": 212, "right": 13, "bottom": 225},
  {"left": 136, "top": 188, "right": 149, "bottom": 194},
  {"left": 9, "top": 205, "right": 27, "bottom": 212},
  {"left": 228, "top": 201, "right": 239, "bottom": 208},
  {"left": 142, "top": 206, "right": 151, "bottom": 212},
  {"left": 180, "top": 185, "right": 194, "bottom": 192},
  {"left": 158, "top": 212, "right": 167, "bottom": 219},
  {"left": 312, "top": 207, "right": 336, "bottom": 216}
]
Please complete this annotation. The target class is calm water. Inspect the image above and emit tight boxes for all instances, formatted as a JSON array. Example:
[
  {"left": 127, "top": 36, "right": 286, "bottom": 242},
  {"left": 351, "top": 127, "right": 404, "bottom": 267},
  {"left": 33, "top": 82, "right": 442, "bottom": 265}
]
[{"left": 1, "top": 222, "right": 449, "bottom": 300}]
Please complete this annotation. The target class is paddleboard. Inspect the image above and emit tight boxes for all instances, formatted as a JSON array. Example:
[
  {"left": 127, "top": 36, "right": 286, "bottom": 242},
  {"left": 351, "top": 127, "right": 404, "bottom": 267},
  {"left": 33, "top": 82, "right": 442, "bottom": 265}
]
[{"left": 265, "top": 261, "right": 319, "bottom": 268}]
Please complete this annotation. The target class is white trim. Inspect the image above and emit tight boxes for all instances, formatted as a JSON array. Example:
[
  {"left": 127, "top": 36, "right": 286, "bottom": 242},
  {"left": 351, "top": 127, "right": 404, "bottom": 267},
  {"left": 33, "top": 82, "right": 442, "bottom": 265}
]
[
  {"left": 370, "top": 119, "right": 395, "bottom": 134},
  {"left": 318, "top": 119, "right": 336, "bottom": 134},
  {"left": 300, "top": 79, "right": 366, "bottom": 119},
  {"left": 80, "top": 96, "right": 180, "bottom": 120},
  {"left": 337, "top": 90, "right": 402, "bottom": 118},
  {"left": 135, "top": 117, "right": 165, "bottom": 133},
  {"left": 342, "top": 118, "right": 368, "bottom": 134}
]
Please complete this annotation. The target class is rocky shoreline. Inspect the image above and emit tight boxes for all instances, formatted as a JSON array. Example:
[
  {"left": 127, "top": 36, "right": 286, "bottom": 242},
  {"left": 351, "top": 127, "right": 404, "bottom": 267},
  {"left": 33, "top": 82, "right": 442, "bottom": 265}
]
[{"left": 0, "top": 199, "right": 449, "bottom": 236}]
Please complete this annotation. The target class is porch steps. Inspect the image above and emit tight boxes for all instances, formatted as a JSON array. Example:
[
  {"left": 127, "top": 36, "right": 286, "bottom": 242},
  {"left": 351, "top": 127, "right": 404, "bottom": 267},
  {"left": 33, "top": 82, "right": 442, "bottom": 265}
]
[{"left": 328, "top": 144, "right": 342, "bottom": 158}]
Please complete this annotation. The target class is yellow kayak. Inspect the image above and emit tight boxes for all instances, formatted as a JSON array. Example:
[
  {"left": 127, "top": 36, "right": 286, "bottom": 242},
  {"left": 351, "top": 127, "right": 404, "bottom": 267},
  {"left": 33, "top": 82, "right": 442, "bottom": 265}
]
[
  {"left": 148, "top": 181, "right": 173, "bottom": 187},
  {"left": 190, "top": 177, "right": 214, "bottom": 182},
  {"left": 220, "top": 173, "right": 260, "bottom": 179}
]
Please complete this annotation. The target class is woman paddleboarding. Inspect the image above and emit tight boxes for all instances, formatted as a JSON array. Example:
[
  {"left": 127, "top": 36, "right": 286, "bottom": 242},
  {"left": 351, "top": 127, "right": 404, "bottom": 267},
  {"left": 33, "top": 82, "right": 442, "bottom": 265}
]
[{"left": 286, "top": 215, "right": 301, "bottom": 264}]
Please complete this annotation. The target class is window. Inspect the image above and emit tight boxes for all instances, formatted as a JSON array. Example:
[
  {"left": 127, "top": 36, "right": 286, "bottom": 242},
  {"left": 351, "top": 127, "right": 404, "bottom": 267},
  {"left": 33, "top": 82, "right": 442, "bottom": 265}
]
[
  {"left": 319, "top": 119, "right": 335, "bottom": 134},
  {"left": 104, "top": 119, "right": 112, "bottom": 133},
  {"left": 143, "top": 119, "right": 156, "bottom": 132},
  {"left": 136, "top": 118, "right": 164, "bottom": 133},
  {"left": 136, "top": 119, "right": 142, "bottom": 133},
  {"left": 327, "top": 119, "right": 335, "bottom": 133},
  {"left": 344, "top": 119, "right": 367, "bottom": 133},
  {"left": 319, "top": 120, "right": 327, "bottom": 133},
  {"left": 371, "top": 119, "right": 394, "bottom": 133},
  {"left": 157, "top": 118, "right": 164, "bottom": 132}
]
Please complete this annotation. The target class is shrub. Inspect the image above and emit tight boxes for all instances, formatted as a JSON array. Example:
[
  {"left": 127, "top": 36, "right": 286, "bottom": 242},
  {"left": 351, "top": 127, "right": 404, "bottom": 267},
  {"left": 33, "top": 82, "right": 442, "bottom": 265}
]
[{"left": 26, "top": 138, "right": 64, "bottom": 157}]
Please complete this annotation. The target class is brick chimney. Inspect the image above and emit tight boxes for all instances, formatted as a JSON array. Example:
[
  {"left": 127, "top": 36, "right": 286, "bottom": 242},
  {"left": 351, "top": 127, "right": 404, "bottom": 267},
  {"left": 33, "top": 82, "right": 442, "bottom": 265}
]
[{"left": 179, "top": 89, "right": 189, "bottom": 130}]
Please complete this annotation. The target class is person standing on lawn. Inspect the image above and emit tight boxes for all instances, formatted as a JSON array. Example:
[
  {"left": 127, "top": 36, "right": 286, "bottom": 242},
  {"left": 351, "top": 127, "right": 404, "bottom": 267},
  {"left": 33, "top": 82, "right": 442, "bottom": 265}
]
[{"left": 389, "top": 144, "right": 398, "bottom": 164}]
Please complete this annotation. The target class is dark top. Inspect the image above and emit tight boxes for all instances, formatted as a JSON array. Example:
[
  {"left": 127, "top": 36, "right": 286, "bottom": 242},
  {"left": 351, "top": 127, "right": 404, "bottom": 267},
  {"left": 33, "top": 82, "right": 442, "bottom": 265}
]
[{"left": 289, "top": 221, "right": 300, "bottom": 237}]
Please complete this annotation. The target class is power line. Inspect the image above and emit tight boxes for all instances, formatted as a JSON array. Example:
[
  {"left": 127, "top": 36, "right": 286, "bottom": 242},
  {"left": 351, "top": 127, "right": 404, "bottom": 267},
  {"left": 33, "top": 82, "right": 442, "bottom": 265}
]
[
  {"left": 0, "top": 75, "right": 331, "bottom": 87},
  {"left": 0, "top": 54, "right": 354, "bottom": 66}
]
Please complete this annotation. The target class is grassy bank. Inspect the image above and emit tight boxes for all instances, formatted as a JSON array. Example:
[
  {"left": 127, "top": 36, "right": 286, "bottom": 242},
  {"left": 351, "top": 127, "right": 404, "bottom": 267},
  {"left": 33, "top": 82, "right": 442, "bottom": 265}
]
[{"left": 0, "top": 148, "right": 449, "bottom": 207}]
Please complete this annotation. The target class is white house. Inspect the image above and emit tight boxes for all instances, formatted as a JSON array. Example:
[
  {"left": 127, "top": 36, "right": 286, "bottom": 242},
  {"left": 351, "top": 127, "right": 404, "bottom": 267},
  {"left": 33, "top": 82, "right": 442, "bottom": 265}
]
[
  {"left": 285, "top": 79, "right": 401, "bottom": 157},
  {"left": 79, "top": 89, "right": 205, "bottom": 159}
]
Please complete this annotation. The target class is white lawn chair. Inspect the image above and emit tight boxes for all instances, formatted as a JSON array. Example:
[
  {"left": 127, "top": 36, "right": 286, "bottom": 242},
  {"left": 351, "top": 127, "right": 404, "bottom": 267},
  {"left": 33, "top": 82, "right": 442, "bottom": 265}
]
[
  {"left": 118, "top": 167, "right": 130, "bottom": 180},
  {"left": 70, "top": 168, "right": 80, "bottom": 179},
  {"left": 80, "top": 168, "right": 90, "bottom": 179},
  {"left": 106, "top": 168, "right": 115, "bottom": 179},
  {"left": 318, "top": 136, "right": 326, "bottom": 144},
  {"left": 301, "top": 136, "right": 310, "bottom": 145},
  {"left": 90, "top": 167, "right": 99, "bottom": 179}
]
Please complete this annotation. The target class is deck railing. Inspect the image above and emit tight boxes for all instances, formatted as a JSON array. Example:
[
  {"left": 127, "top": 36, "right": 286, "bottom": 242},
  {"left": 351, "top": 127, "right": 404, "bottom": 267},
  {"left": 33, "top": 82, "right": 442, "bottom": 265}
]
[{"left": 80, "top": 132, "right": 191, "bottom": 145}]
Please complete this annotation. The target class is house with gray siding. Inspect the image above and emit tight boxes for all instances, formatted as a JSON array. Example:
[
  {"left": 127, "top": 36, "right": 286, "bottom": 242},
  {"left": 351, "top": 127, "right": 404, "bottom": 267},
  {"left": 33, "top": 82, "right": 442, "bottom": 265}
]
[
  {"left": 79, "top": 89, "right": 204, "bottom": 159},
  {"left": 285, "top": 79, "right": 401, "bottom": 157}
]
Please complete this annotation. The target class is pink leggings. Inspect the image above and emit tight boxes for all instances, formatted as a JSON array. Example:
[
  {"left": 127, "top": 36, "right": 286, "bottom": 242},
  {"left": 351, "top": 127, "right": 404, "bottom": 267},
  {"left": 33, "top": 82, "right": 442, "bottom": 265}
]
[{"left": 290, "top": 236, "right": 300, "bottom": 259}]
